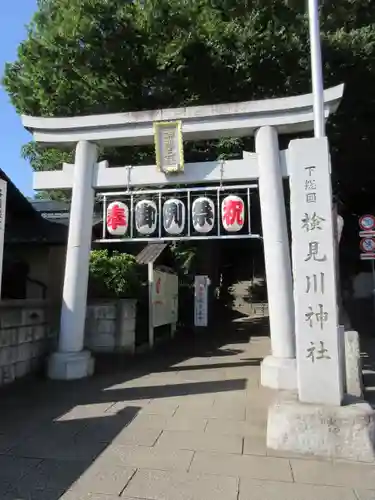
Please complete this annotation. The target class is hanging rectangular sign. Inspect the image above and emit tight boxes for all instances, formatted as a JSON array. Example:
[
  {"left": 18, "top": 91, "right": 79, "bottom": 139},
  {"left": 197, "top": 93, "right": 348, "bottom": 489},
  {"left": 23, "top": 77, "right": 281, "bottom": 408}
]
[
  {"left": 98, "top": 184, "right": 259, "bottom": 243},
  {"left": 290, "top": 137, "right": 343, "bottom": 406},
  {"left": 0, "top": 180, "right": 7, "bottom": 299},
  {"left": 154, "top": 120, "right": 184, "bottom": 174}
]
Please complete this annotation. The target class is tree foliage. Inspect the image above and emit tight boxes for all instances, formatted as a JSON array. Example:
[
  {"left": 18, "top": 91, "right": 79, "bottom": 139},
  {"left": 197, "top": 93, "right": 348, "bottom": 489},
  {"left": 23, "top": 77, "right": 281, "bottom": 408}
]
[
  {"left": 89, "top": 249, "right": 142, "bottom": 298},
  {"left": 3, "top": 0, "right": 375, "bottom": 214}
]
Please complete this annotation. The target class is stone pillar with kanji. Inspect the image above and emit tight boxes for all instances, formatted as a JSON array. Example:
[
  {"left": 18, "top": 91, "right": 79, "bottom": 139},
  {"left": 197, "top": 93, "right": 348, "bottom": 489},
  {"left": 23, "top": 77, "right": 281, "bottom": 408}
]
[{"left": 290, "top": 137, "right": 343, "bottom": 405}]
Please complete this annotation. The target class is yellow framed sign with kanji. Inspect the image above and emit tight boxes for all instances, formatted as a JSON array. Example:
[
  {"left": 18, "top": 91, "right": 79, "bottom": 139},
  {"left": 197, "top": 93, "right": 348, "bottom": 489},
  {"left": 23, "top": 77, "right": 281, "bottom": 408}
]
[{"left": 153, "top": 120, "right": 184, "bottom": 174}]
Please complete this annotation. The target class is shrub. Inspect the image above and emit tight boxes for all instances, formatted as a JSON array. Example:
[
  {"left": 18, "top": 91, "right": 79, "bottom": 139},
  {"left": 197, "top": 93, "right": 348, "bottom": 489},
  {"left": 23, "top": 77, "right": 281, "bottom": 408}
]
[{"left": 89, "top": 249, "right": 141, "bottom": 299}]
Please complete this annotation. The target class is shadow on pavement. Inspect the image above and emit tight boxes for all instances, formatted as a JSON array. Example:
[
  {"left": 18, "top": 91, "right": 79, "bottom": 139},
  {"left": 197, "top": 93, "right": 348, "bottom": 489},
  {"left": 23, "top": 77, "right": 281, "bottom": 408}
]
[{"left": 0, "top": 314, "right": 264, "bottom": 498}]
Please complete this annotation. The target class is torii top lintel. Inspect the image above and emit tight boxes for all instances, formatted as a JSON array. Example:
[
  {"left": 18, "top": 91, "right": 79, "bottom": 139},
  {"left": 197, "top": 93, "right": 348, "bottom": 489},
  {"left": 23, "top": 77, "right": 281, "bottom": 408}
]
[{"left": 22, "top": 84, "right": 344, "bottom": 148}]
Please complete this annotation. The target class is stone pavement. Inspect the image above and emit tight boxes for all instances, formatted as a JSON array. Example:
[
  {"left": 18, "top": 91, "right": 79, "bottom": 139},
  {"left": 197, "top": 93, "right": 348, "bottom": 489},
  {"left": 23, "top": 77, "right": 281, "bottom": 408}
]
[{"left": 1, "top": 317, "right": 375, "bottom": 499}]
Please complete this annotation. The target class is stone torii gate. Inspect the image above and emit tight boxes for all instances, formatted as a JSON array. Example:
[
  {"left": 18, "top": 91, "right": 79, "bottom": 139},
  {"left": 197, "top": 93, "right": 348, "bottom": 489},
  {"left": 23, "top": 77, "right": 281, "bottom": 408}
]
[{"left": 22, "top": 85, "right": 344, "bottom": 389}]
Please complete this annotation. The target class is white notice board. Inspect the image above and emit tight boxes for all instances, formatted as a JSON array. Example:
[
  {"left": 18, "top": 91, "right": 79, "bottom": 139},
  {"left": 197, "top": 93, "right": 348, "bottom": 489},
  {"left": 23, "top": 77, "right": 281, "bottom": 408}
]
[{"left": 152, "top": 269, "right": 178, "bottom": 327}]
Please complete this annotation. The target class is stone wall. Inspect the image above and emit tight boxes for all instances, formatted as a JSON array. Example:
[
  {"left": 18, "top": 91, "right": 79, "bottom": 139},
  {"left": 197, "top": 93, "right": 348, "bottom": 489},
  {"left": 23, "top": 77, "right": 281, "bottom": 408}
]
[
  {"left": 0, "top": 300, "right": 58, "bottom": 386},
  {"left": 85, "top": 299, "right": 137, "bottom": 353}
]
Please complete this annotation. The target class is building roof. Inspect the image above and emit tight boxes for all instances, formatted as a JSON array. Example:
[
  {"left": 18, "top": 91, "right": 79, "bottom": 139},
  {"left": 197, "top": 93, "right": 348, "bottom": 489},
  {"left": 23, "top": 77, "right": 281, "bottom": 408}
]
[
  {"left": 0, "top": 169, "right": 67, "bottom": 245},
  {"left": 0, "top": 169, "right": 36, "bottom": 217},
  {"left": 136, "top": 243, "right": 168, "bottom": 265},
  {"left": 31, "top": 199, "right": 70, "bottom": 213},
  {"left": 31, "top": 198, "right": 102, "bottom": 227}
]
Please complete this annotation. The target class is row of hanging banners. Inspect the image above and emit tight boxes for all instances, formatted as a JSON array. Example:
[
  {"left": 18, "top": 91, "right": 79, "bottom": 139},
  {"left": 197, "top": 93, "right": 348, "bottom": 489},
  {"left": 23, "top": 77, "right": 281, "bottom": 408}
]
[{"left": 98, "top": 184, "right": 259, "bottom": 242}]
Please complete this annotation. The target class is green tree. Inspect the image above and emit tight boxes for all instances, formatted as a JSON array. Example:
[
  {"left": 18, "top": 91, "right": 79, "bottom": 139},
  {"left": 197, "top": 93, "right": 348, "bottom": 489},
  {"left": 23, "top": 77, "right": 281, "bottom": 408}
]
[
  {"left": 3, "top": 0, "right": 375, "bottom": 213},
  {"left": 89, "top": 249, "right": 142, "bottom": 298}
]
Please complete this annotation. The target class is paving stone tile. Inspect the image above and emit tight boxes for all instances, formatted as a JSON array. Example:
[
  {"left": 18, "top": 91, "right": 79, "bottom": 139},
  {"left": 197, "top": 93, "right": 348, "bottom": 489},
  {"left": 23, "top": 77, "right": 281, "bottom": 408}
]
[
  {"left": 291, "top": 459, "right": 375, "bottom": 489},
  {"left": 72, "top": 463, "right": 136, "bottom": 495},
  {"left": 0, "top": 481, "right": 12, "bottom": 497},
  {"left": 108, "top": 399, "right": 152, "bottom": 413},
  {"left": 17, "top": 458, "right": 89, "bottom": 491},
  {"left": 178, "top": 393, "right": 217, "bottom": 404},
  {"left": 57, "top": 403, "right": 116, "bottom": 421},
  {"left": 239, "top": 478, "right": 357, "bottom": 499},
  {"left": 19, "top": 420, "right": 86, "bottom": 445},
  {"left": 174, "top": 401, "right": 246, "bottom": 421},
  {"left": 211, "top": 401, "right": 247, "bottom": 420},
  {"left": 213, "top": 391, "right": 248, "bottom": 403},
  {"left": 127, "top": 413, "right": 168, "bottom": 430},
  {"left": 0, "top": 455, "right": 41, "bottom": 482},
  {"left": 0, "top": 431, "right": 24, "bottom": 452},
  {"left": 112, "top": 427, "right": 161, "bottom": 446},
  {"left": 155, "top": 430, "right": 243, "bottom": 454},
  {"left": 123, "top": 468, "right": 239, "bottom": 500},
  {"left": 174, "top": 370, "right": 227, "bottom": 382},
  {"left": 78, "top": 423, "right": 161, "bottom": 447},
  {"left": 243, "top": 436, "right": 267, "bottom": 456},
  {"left": 190, "top": 451, "right": 293, "bottom": 481},
  {"left": 205, "top": 418, "right": 266, "bottom": 438},
  {"left": 245, "top": 406, "right": 267, "bottom": 423},
  {"left": 115, "top": 375, "right": 179, "bottom": 389},
  {"left": 165, "top": 415, "right": 208, "bottom": 432},
  {"left": 123, "top": 406, "right": 208, "bottom": 433},
  {"left": 61, "top": 493, "right": 119, "bottom": 500},
  {"left": 10, "top": 434, "right": 107, "bottom": 461},
  {"left": 139, "top": 400, "right": 180, "bottom": 416},
  {"left": 3, "top": 488, "right": 66, "bottom": 500},
  {"left": 266, "top": 448, "right": 331, "bottom": 460},
  {"left": 223, "top": 368, "right": 260, "bottom": 381},
  {"left": 355, "top": 490, "right": 375, "bottom": 500},
  {"left": 172, "top": 357, "right": 210, "bottom": 367},
  {"left": 7, "top": 421, "right": 84, "bottom": 458},
  {"left": 100, "top": 444, "right": 194, "bottom": 471},
  {"left": 245, "top": 388, "right": 276, "bottom": 408},
  {"left": 165, "top": 396, "right": 214, "bottom": 410}
]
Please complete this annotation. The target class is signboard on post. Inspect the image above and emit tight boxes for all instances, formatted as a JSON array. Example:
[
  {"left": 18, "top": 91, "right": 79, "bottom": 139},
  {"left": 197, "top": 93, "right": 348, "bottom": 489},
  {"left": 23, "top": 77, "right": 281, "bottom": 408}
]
[
  {"left": 152, "top": 269, "right": 178, "bottom": 328},
  {"left": 359, "top": 215, "right": 375, "bottom": 260},
  {"left": 148, "top": 266, "right": 179, "bottom": 348},
  {"left": 290, "top": 137, "right": 343, "bottom": 406},
  {"left": 0, "top": 180, "right": 7, "bottom": 299},
  {"left": 358, "top": 215, "right": 375, "bottom": 318},
  {"left": 153, "top": 120, "right": 184, "bottom": 174},
  {"left": 359, "top": 214, "right": 375, "bottom": 233},
  {"left": 194, "top": 275, "right": 209, "bottom": 327}
]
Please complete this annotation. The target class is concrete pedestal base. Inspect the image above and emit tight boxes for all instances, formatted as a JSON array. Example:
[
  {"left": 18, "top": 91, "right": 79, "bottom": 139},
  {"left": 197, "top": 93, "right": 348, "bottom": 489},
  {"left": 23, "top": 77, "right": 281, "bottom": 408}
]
[
  {"left": 267, "top": 391, "right": 375, "bottom": 462},
  {"left": 47, "top": 351, "right": 95, "bottom": 380},
  {"left": 261, "top": 355, "right": 297, "bottom": 390}
]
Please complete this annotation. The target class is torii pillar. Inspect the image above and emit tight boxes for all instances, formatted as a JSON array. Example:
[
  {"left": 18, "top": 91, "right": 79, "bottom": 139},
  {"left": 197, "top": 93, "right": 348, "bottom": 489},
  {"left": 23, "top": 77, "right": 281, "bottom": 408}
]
[{"left": 48, "top": 141, "right": 98, "bottom": 379}]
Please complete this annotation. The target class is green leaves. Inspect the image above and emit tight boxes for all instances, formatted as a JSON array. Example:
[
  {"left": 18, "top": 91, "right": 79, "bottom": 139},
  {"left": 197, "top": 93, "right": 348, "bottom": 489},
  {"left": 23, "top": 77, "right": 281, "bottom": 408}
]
[
  {"left": 89, "top": 249, "right": 142, "bottom": 298},
  {"left": 3, "top": 0, "right": 375, "bottom": 211}
]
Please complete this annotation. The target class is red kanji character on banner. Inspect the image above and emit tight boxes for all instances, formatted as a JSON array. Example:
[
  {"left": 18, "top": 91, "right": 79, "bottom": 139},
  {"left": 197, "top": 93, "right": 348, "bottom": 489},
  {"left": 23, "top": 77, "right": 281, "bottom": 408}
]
[
  {"left": 221, "top": 195, "right": 245, "bottom": 232},
  {"left": 106, "top": 201, "right": 128, "bottom": 236}
]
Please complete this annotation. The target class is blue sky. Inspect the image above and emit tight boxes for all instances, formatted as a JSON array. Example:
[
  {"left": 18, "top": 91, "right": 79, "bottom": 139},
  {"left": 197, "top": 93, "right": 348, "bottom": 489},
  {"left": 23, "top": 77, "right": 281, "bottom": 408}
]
[{"left": 1, "top": 0, "right": 37, "bottom": 197}]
